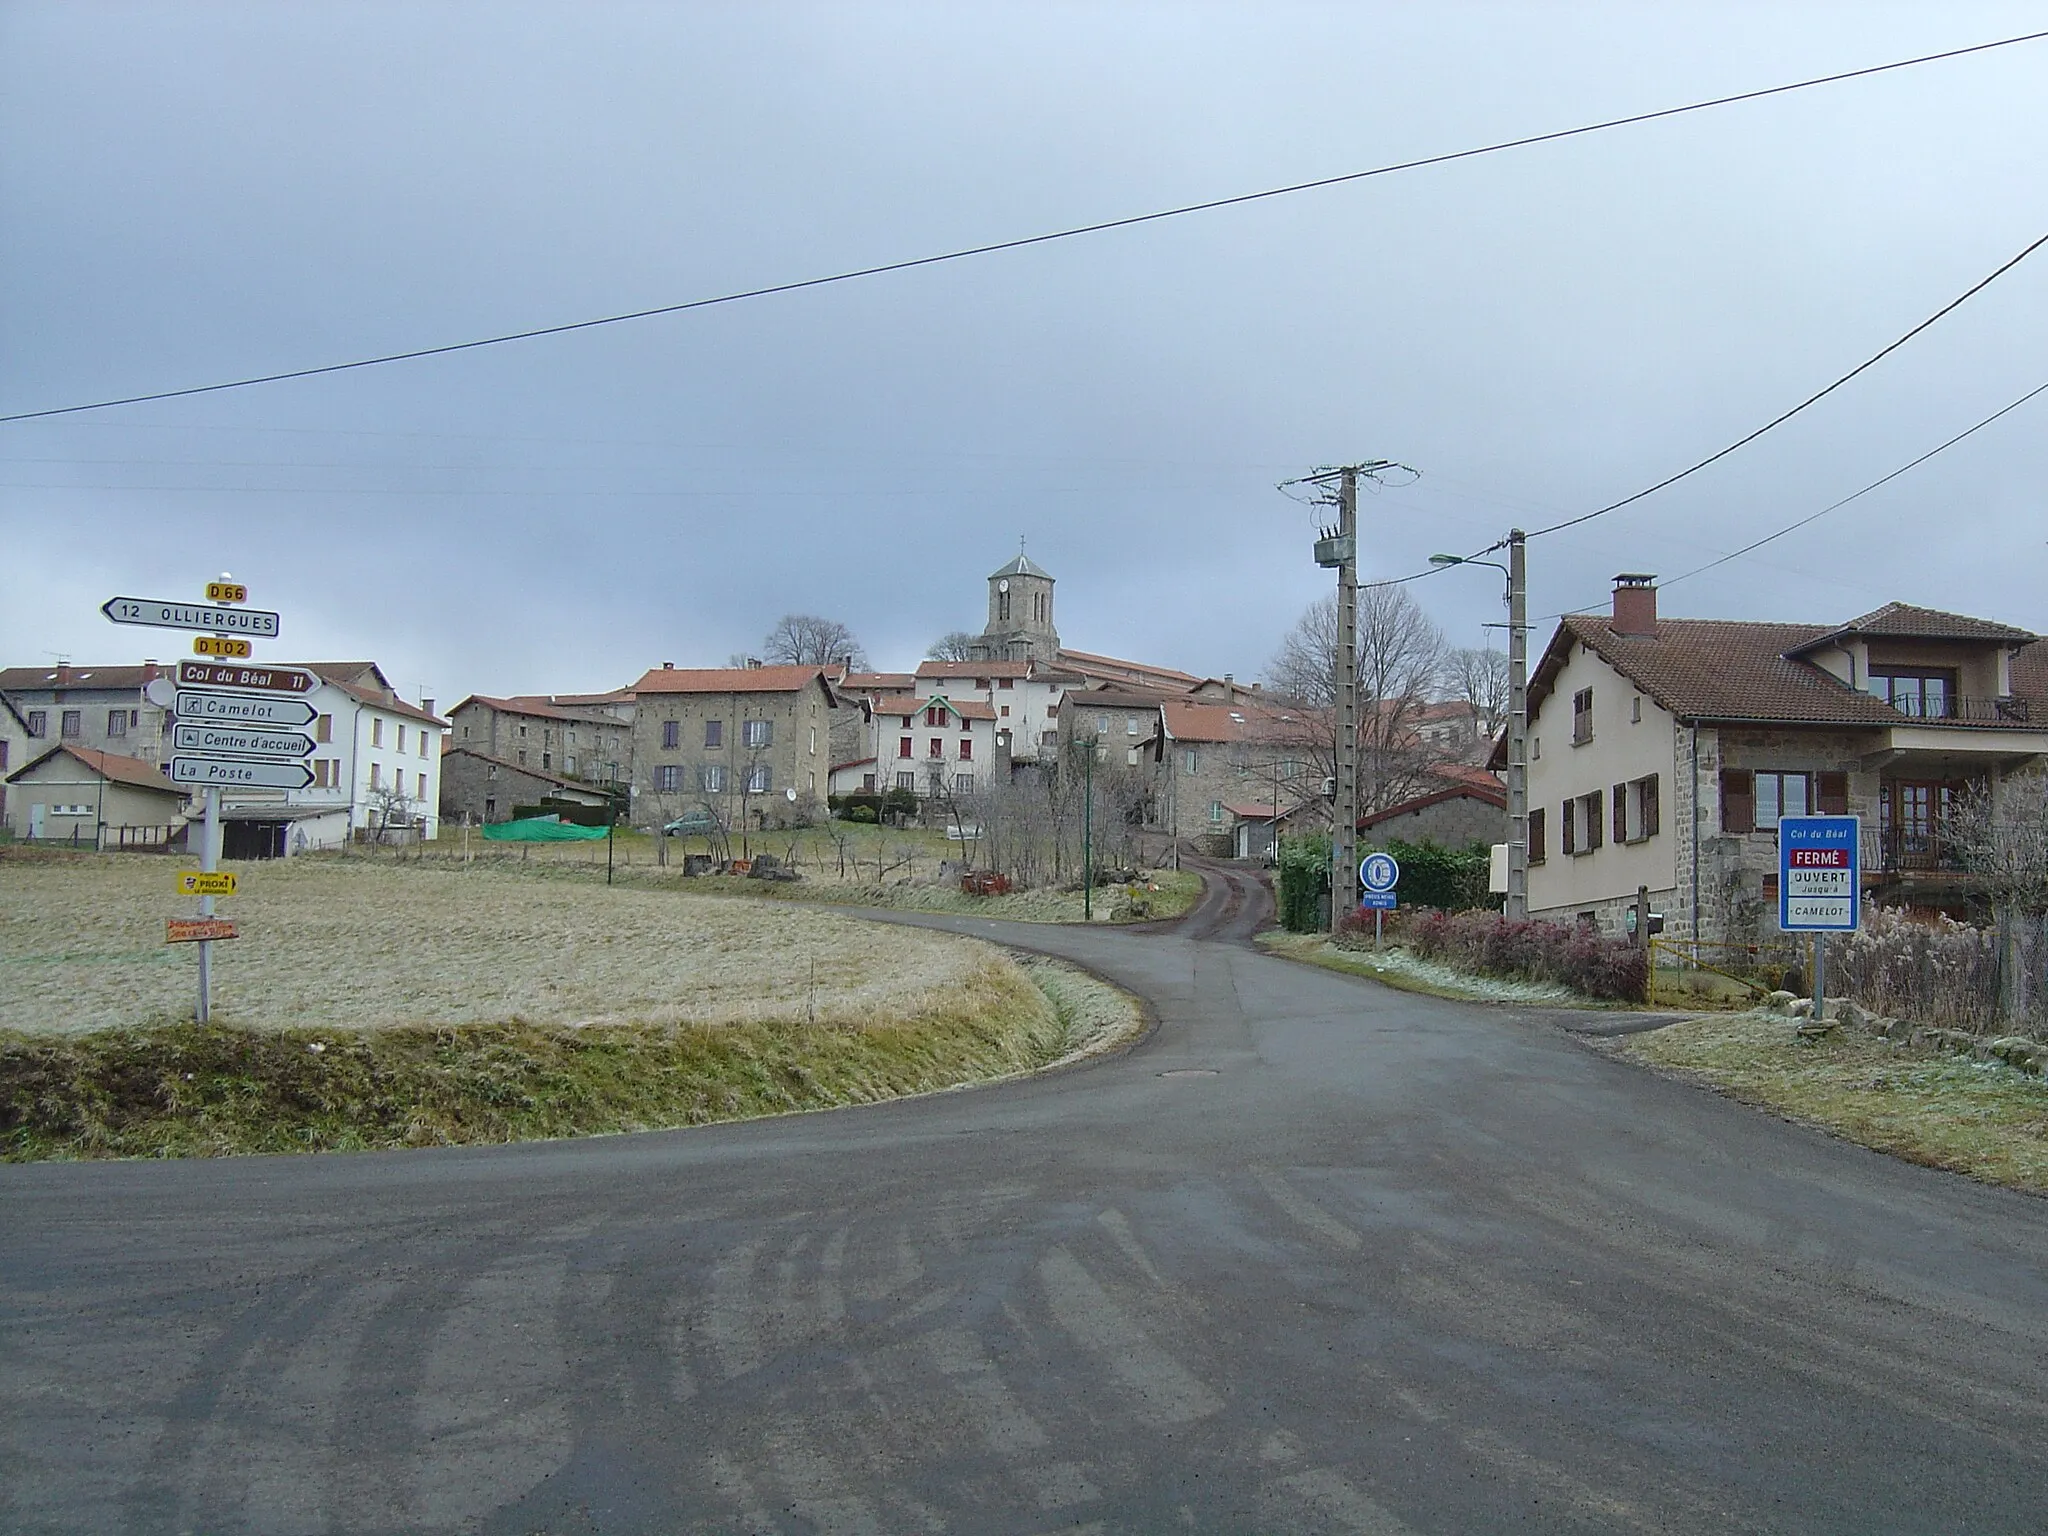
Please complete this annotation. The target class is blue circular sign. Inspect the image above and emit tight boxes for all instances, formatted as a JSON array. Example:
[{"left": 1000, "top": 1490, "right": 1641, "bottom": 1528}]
[{"left": 1360, "top": 851, "right": 1400, "bottom": 894}]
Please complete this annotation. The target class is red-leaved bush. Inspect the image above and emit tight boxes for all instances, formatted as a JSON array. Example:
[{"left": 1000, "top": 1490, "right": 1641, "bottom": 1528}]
[{"left": 1407, "top": 910, "right": 1648, "bottom": 1002}]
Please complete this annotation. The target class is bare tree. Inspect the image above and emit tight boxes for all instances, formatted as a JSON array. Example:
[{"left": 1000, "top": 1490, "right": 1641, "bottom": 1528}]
[
  {"left": 762, "top": 614, "right": 867, "bottom": 670},
  {"left": 1945, "top": 777, "right": 2048, "bottom": 1024},
  {"left": 927, "top": 631, "right": 981, "bottom": 662},
  {"left": 1267, "top": 588, "right": 1449, "bottom": 812},
  {"left": 1446, "top": 646, "right": 1511, "bottom": 739}
]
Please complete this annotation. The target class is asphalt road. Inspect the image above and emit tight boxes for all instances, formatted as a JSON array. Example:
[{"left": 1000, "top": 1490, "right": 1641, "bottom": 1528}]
[{"left": 6, "top": 884, "right": 2048, "bottom": 1534}]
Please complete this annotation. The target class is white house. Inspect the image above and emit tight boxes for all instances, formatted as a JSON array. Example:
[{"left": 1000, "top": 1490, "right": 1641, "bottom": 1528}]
[
  {"left": 214, "top": 662, "right": 448, "bottom": 853},
  {"left": 864, "top": 692, "right": 999, "bottom": 801},
  {"left": 913, "top": 658, "right": 1079, "bottom": 768}
]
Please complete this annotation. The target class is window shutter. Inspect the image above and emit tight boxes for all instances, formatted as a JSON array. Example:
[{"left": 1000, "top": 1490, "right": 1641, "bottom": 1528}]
[
  {"left": 1560, "top": 800, "right": 1576, "bottom": 856},
  {"left": 1817, "top": 771, "right": 1849, "bottom": 816},
  {"left": 1721, "top": 769, "right": 1754, "bottom": 834},
  {"left": 1587, "top": 789, "right": 1604, "bottom": 850},
  {"left": 1528, "top": 807, "right": 1545, "bottom": 862},
  {"left": 1613, "top": 784, "right": 1628, "bottom": 845},
  {"left": 1641, "top": 775, "right": 1660, "bottom": 838}
]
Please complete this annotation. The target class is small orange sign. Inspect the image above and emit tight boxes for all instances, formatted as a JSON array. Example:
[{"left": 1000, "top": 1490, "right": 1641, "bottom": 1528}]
[
  {"left": 206, "top": 581, "right": 249, "bottom": 604},
  {"left": 194, "top": 636, "right": 253, "bottom": 659},
  {"left": 167, "top": 917, "right": 238, "bottom": 944}
]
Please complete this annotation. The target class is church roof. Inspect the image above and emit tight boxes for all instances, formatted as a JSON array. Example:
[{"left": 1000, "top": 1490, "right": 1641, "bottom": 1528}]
[{"left": 988, "top": 552, "right": 1053, "bottom": 581}]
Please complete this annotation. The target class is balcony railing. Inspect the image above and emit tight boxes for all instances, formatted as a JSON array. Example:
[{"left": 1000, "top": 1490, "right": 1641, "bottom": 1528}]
[
  {"left": 1878, "top": 828, "right": 1967, "bottom": 875},
  {"left": 1885, "top": 695, "right": 2033, "bottom": 725}
]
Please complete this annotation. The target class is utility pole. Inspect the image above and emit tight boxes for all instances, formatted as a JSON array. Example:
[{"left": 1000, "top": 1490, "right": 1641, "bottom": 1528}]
[
  {"left": 1506, "top": 529, "right": 1529, "bottom": 920},
  {"left": 1332, "top": 467, "right": 1360, "bottom": 925}
]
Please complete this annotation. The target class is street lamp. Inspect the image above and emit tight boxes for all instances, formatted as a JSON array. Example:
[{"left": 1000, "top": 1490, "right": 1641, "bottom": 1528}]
[{"left": 1430, "top": 531, "right": 1529, "bottom": 920}]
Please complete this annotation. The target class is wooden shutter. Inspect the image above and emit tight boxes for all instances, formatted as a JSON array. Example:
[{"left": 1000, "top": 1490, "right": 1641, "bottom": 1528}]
[
  {"left": 1641, "top": 775, "right": 1660, "bottom": 838},
  {"left": 1560, "top": 800, "right": 1576, "bottom": 856},
  {"left": 1721, "top": 769, "right": 1754, "bottom": 834},
  {"left": 1613, "top": 784, "right": 1628, "bottom": 845},
  {"left": 1528, "top": 807, "right": 1545, "bottom": 862},
  {"left": 1587, "top": 789, "right": 1604, "bottom": 850},
  {"left": 1817, "top": 771, "right": 1848, "bottom": 816}
]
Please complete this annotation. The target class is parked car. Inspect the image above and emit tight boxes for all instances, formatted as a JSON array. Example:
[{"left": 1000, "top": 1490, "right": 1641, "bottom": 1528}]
[{"left": 662, "top": 810, "right": 721, "bottom": 836}]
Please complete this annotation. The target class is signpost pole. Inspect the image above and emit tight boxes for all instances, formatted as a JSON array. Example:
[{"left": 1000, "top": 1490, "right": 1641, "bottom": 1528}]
[
  {"left": 197, "top": 785, "right": 219, "bottom": 1022},
  {"left": 1813, "top": 932, "right": 1827, "bottom": 1021}
]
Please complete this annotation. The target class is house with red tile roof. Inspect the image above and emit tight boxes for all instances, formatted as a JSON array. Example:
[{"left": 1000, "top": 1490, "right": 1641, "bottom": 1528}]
[
  {"left": 3, "top": 744, "right": 190, "bottom": 846},
  {"left": 628, "top": 663, "right": 841, "bottom": 830},
  {"left": 1510, "top": 576, "right": 2048, "bottom": 941}
]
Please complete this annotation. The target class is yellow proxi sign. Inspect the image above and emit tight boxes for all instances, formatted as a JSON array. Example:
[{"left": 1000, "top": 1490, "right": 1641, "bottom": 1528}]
[
  {"left": 206, "top": 581, "right": 249, "bottom": 604},
  {"left": 177, "top": 870, "right": 238, "bottom": 897},
  {"left": 193, "top": 636, "right": 253, "bottom": 658}
]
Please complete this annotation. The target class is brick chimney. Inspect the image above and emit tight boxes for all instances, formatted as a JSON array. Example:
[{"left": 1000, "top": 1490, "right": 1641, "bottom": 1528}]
[
  {"left": 1611, "top": 574, "right": 1658, "bottom": 637},
  {"left": 141, "top": 658, "right": 160, "bottom": 684},
  {"left": 55, "top": 661, "right": 72, "bottom": 687}
]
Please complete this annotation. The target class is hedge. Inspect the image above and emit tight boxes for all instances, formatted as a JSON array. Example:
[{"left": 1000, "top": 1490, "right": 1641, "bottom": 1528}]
[{"left": 1408, "top": 910, "right": 1648, "bottom": 1002}]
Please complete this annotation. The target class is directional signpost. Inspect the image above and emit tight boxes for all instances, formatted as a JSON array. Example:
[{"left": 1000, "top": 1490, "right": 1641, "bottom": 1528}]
[
  {"left": 1359, "top": 850, "right": 1400, "bottom": 949},
  {"left": 102, "top": 576, "right": 308, "bottom": 1022},
  {"left": 1779, "top": 814, "right": 1862, "bottom": 1022}
]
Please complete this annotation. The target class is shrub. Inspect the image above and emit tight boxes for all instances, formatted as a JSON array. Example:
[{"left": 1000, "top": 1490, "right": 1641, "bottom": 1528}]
[
  {"left": 1277, "top": 834, "right": 1331, "bottom": 933},
  {"left": 1380, "top": 838, "right": 1496, "bottom": 912},
  {"left": 1409, "top": 910, "right": 1647, "bottom": 1001}
]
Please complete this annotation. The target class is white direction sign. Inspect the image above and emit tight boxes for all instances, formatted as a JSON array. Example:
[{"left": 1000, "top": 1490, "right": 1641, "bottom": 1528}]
[
  {"left": 175, "top": 689, "right": 318, "bottom": 728},
  {"left": 171, "top": 756, "right": 314, "bottom": 789},
  {"left": 102, "top": 596, "right": 281, "bottom": 637},
  {"left": 173, "top": 723, "right": 316, "bottom": 760}
]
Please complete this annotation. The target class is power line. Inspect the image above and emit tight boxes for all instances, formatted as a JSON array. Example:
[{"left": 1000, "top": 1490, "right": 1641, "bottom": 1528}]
[
  {"left": 5, "top": 28, "right": 2044, "bottom": 426},
  {"left": 1362, "top": 225, "right": 2048, "bottom": 594}
]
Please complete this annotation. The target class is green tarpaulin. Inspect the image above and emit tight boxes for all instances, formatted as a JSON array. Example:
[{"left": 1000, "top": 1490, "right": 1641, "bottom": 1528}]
[{"left": 480, "top": 816, "right": 609, "bottom": 842}]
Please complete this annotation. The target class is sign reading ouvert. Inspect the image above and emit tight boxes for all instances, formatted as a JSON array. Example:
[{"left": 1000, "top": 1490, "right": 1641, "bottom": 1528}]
[{"left": 103, "top": 576, "right": 311, "bottom": 1022}]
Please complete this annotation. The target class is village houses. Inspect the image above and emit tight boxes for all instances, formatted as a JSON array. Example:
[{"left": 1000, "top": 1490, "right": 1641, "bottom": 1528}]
[{"left": 628, "top": 663, "right": 839, "bottom": 831}]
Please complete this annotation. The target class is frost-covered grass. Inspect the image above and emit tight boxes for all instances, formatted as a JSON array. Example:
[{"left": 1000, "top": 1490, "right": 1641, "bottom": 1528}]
[
  {"left": 1259, "top": 933, "right": 1597, "bottom": 1006},
  {"left": 1616, "top": 1009, "right": 2048, "bottom": 1194}
]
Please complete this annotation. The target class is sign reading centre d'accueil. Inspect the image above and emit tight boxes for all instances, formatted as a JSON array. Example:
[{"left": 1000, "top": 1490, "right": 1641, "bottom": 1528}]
[{"left": 1779, "top": 815, "right": 1861, "bottom": 932}]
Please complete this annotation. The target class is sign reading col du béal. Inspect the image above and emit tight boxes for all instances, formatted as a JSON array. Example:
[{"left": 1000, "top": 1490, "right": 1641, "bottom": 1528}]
[{"left": 1779, "top": 815, "right": 1861, "bottom": 932}]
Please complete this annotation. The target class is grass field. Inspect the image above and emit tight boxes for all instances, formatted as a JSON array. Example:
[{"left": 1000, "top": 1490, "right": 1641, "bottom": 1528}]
[
  {"left": 0, "top": 850, "right": 1142, "bottom": 1158},
  {"left": 1614, "top": 1010, "right": 2048, "bottom": 1195}
]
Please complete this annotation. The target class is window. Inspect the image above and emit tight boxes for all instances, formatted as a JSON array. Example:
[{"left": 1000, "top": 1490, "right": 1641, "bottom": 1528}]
[
  {"left": 485, "top": 797, "right": 496, "bottom": 819},
  {"left": 101, "top": 708, "right": 127, "bottom": 738},
  {"left": 1209, "top": 800, "right": 1224, "bottom": 825},
  {"left": 955, "top": 773, "right": 974, "bottom": 794},
  {"left": 862, "top": 773, "right": 876, "bottom": 792},
  {"left": 315, "top": 714, "right": 332, "bottom": 744},
  {"left": 516, "top": 750, "right": 527, "bottom": 766},
  {"left": 519, "top": 724, "right": 528, "bottom": 737},
  {"left": 1871, "top": 667, "right": 1956, "bottom": 718},
  {"left": 655, "top": 764, "right": 681, "bottom": 792},
  {"left": 1612, "top": 773, "right": 1660, "bottom": 843},
  {"left": 485, "top": 763, "right": 498, "bottom": 780},
  {"left": 27, "top": 710, "right": 47, "bottom": 738},
  {"left": 1183, "top": 748, "right": 1198, "bottom": 775},
  {"left": 369, "top": 762, "right": 381, "bottom": 789},
  {"left": 998, "top": 590, "right": 1011, "bottom": 621},
  {"left": 1755, "top": 771, "right": 1811, "bottom": 830},
  {"left": 371, "top": 719, "right": 384, "bottom": 748},
  {"left": 743, "top": 719, "right": 771, "bottom": 749},
  {"left": 419, "top": 734, "right": 428, "bottom": 759},
  {"left": 1532, "top": 736, "right": 1541, "bottom": 761},
  {"left": 926, "top": 705, "right": 946, "bottom": 728},
  {"left": 397, "top": 725, "right": 408, "bottom": 753},
  {"left": 898, "top": 736, "right": 913, "bottom": 759},
  {"left": 1096, "top": 714, "right": 1110, "bottom": 734},
  {"left": 746, "top": 763, "right": 771, "bottom": 793},
  {"left": 896, "top": 771, "right": 918, "bottom": 791},
  {"left": 61, "top": 710, "right": 81, "bottom": 739},
  {"left": 928, "top": 738, "right": 944, "bottom": 757},
  {"left": 959, "top": 739, "right": 972, "bottom": 761},
  {"left": 1572, "top": 688, "right": 1593, "bottom": 744},
  {"left": 705, "top": 719, "right": 723, "bottom": 748},
  {"left": 541, "top": 753, "right": 551, "bottom": 770},
  {"left": 1126, "top": 715, "right": 1139, "bottom": 735},
  {"left": 999, "top": 705, "right": 1010, "bottom": 717},
  {"left": 663, "top": 720, "right": 680, "bottom": 749},
  {"left": 395, "top": 769, "right": 406, "bottom": 796},
  {"left": 565, "top": 755, "right": 577, "bottom": 775},
  {"left": 1528, "top": 806, "right": 1546, "bottom": 863},
  {"left": 1563, "top": 789, "right": 1604, "bottom": 854},
  {"left": 1126, "top": 748, "right": 1140, "bottom": 766},
  {"left": 700, "top": 764, "right": 726, "bottom": 793},
  {"left": 1631, "top": 695, "right": 1643, "bottom": 724},
  {"left": 998, "top": 678, "right": 1014, "bottom": 690}
]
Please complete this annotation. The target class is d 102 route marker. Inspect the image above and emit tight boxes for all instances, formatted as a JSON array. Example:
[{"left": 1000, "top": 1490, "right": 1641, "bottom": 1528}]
[
  {"left": 101, "top": 596, "right": 280, "bottom": 637},
  {"left": 175, "top": 690, "right": 318, "bottom": 728},
  {"left": 172, "top": 722, "right": 316, "bottom": 759},
  {"left": 167, "top": 917, "right": 238, "bottom": 944},
  {"left": 176, "top": 661, "right": 316, "bottom": 694},
  {"left": 170, "top": 756, "right": 315, "bottom": 789},
  {"left": 177, "top": 871, "right": 238, "bottom": 897},
  {"left": 193, "top": 636, "right": 253, "bottom": 659}
]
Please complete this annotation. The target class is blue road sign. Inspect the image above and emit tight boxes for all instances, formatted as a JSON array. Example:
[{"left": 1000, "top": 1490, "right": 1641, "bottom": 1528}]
[
  {"left": 1358, "top": 891, "right": 1398, "bottom": 910},
  {"left": 1779, "top": 815, "right": 1860, "bottom": 932},
  {"left": 1360, "top": 851, "right": 1400, "bottom": 895}
]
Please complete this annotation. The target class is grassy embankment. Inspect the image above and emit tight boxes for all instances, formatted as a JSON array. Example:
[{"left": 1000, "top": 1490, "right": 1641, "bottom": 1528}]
[
  {"left": 0, "top": 853, "right": 1140, "bottom": 1160},
  {"left": 1255, "top": 931, "right": 1606, "bottom": 1007},
  {"left": 406, "top": 820, "right": 1203, "bottom": 923},
  {"left": 1613, "top": 1010, "right": 2048, "bottom": 1195}
]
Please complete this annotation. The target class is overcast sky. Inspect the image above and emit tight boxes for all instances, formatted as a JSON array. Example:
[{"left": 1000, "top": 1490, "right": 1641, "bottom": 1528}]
[{"left": 3, "top": 3, "right": 2044, "bottom": 706}]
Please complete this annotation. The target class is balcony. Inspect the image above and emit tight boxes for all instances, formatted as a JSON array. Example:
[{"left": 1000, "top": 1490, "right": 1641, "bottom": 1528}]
[
  {"left": 1885, "top": 695, "right": 2032, "bottom": 725},
  {"left": 1877, "top": 828, "right": 1966, "bottom": 875}
]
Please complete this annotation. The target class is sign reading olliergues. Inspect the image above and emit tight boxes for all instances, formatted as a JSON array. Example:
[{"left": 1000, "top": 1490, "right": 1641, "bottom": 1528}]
[
  {"left": 101, "top": 596, "right": 281, "bottom": 637},
  {"left": 1779, "top": 815, "right": 1861, "bottom": 932}
]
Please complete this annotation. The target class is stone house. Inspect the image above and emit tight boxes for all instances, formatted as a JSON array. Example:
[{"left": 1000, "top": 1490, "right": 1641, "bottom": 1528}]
[
  {"left": 439, "top": 747, "right": 613, "bottom": 825},
  {"left": 0, "top": 661, "right": 176, "bottom": 769},
  {"left": 446, "top": 694, "right": 633, "bottom": 785},
  {"left": 1515, "top": 576, "right": 2048, "bottom": 942},
  {"left": 4, "top": 744, "right": 190, "bottom": 847},
  {"left": 1356, "top": 778, "right": 1507, "bottom": 853},
  {"left": 629, "top": 664, "right": 839, "bottom": 831}
]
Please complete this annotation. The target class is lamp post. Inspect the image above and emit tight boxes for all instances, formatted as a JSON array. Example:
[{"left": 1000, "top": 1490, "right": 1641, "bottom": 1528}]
[{"left": 1430, "top": 530, "right": 1529, "bottom": 920}]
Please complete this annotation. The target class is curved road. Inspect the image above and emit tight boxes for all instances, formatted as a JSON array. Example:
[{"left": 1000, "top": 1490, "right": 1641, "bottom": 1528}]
[{"left": 6, "top": 892, "right": 2048, "bottom": 1533}]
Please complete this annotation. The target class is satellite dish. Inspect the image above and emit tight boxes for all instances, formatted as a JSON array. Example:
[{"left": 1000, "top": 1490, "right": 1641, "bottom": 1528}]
[{"left": 785, "top": 787, "right": 798, "bottom": 801}]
